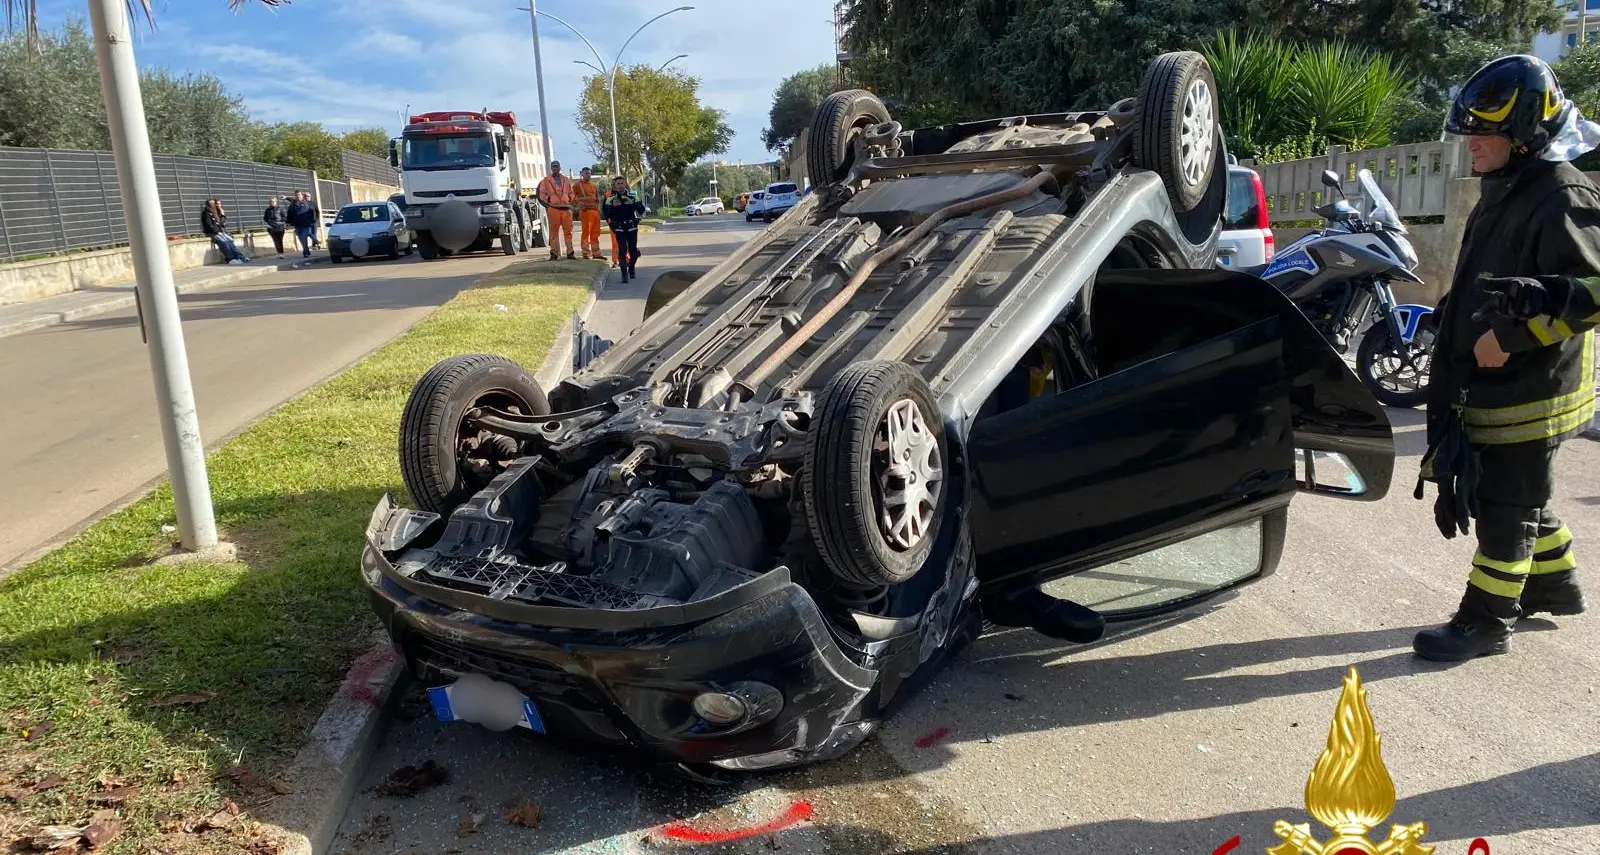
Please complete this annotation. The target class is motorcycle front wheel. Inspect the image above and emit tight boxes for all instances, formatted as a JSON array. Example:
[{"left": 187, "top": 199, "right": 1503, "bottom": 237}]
[{"left": 1355, "top": 320, "right": 1435, "bottom": 408}]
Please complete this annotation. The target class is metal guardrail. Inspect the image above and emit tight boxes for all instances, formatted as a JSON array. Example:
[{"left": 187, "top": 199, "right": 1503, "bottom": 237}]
[
  {"left": 1247, "top": 140, "right": 1470, "bottom": 223},
  {"left": 0, "top": 146, "right": 317, "bottom": 262}
]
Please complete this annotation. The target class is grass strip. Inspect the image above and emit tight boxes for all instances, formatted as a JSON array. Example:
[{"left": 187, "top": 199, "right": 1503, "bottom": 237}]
[{"left": 0, "top": 259, "right": 599, "bottom": 853}]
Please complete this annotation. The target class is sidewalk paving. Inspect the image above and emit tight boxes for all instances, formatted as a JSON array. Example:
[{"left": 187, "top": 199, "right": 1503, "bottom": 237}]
[{"left": 0, "top": 252, "right": 329, "bottom": 339}]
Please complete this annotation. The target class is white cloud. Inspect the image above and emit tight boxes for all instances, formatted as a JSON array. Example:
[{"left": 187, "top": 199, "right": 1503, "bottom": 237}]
[
  {"left": 350, "top": 30, "right": 423, "bottom": 56},
  {"left": 148, "top": 0, "right": 841, "bottom": 165}
]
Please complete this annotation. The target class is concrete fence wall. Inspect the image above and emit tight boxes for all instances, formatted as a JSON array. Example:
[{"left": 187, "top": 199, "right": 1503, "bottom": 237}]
[
  {"left": 1247, "top": 140, "right": 1472, "bottom": 224},
  {"left": 0, "top": 229, "right": 286, "bottom": 306}
]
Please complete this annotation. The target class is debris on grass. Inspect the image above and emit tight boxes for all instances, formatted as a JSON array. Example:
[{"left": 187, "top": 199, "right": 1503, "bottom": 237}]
[
  {"left": 86, "top": 785, "right": 140, "bottom": 806},
  {"left": 456, "top": 811, "right": 486, "bottom": 837},
  {"left": 503, "top": 801, "right": 541, "bottom": 828},
  {"left": 81, "top": 810, "right": 121, "bottom": 848},
  {"left": 147, "top": 691, "right": 217, "bottom": 707},
  {"left": 375, "top": 761, "right": 448, "bottom": 797},
  {"left": 195, "top": 798, "right": 242, "bottom": 832}
]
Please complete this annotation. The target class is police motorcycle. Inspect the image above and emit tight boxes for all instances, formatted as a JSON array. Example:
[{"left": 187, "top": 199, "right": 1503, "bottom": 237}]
[{"left": 1248, "top": 168, "right": 1436, "bottom": 408}]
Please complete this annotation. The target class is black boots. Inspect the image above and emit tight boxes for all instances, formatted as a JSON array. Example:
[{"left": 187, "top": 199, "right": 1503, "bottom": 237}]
[
  {"left": 984, "top": 586, "right": 1106, "bottom": 644},
  {"left": 1413, "top": 587, "right": 1516, "bottom": 662},
  {"left": 1521, "top": 570, "right": 1587, "bottom": 616}
]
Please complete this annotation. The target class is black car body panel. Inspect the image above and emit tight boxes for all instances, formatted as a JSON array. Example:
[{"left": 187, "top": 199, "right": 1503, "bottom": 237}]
[{"left": 363, "top": 90, "right": 1395, "bottom": 771}]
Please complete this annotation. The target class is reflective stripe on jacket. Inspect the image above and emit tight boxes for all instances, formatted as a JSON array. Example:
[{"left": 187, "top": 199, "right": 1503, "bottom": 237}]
[
  {"left": 573, "top": 178, "right": 600, "bottom": 211},
  {"left": 1431, "top": 159, "right": 1600, "bottom": 447},
  {"left": 538, "top": 174, "right": 573, "bottom": 207}
]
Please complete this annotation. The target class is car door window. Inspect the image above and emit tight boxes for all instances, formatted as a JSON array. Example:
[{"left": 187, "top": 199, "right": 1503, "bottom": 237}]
[{"left": 967, "top": 271, "right": 1297, "bottom": 615}]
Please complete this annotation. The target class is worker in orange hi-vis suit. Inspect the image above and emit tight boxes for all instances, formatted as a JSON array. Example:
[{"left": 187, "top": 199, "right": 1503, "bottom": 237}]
[
  {"left": 536, "top": 160, "right": 576, "bottom": 260},
  {"left": 572, "top": 166, "right": 602, "bottom": 260}
]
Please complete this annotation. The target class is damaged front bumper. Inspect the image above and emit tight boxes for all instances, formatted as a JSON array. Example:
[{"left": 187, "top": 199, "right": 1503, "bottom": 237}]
[{"left": 361, "top": 496, "right": 879, "bottom": 770}]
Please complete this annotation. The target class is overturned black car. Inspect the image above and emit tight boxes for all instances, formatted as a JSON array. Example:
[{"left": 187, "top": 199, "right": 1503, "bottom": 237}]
[{"left": 361, "top": 51, "right": 1395, "bottom": 775}]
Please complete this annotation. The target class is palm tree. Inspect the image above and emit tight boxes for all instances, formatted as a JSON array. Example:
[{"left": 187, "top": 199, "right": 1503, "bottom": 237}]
[{"left": 2, "top": 0, "right": 285, "bottom": 553}]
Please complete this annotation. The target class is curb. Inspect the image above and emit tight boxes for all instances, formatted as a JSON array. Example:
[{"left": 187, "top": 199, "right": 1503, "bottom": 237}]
[
  {"left": 258, "top": 269, "right": 607, "bottom": 854},
  {"left": 258, "top": 631, "right": 404, "bottom": 855},
  {"left": 0, "top": 256, "right": 327, "bottom": 340},
  {"left": 536, "top": 265, "right": 610, "bottom": 390}
]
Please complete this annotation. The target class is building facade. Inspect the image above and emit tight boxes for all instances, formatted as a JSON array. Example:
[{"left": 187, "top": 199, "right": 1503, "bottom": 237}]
[{"left": 1533, "top": 0, "right": 1600, "bottom": 62}]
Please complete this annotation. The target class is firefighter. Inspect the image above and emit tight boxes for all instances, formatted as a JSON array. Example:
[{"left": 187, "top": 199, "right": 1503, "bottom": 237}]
[
  {"left": 573, "top": 166, "right": 603, "bottom": 260},
  {"left": 537, "top": 160, "right": 576, "bottom": 261},
  {"left": 1413, "top": 54, "right": 1599, "bottom": 662}
]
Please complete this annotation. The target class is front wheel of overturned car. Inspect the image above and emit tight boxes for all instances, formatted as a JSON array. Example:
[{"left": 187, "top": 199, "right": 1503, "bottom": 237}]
[
  {"left": 399, "top": 354, "right": 550, "bottom": 516},
  {"left": 1355, "top": 320, "right": 1435, "bottom": 409},
  {"left": 803, "top": 360, "right": 948, "bottom": 588},
  {"left": 1134, "top": 50, "right": 1218, "bottom": 213},
  {"left": 806, "top": 89, "right": 891, "bottom": 188}
]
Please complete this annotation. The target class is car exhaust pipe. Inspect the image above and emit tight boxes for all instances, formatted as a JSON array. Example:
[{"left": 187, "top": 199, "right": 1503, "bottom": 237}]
[{"left": 730, "top": 166, "right": 1061, "bottom": 406}]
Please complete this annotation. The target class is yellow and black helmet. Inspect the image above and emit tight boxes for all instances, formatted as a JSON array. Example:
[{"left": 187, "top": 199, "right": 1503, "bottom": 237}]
[{"left": 1445, "top": 55, "right": 1572, "bottom": 154}]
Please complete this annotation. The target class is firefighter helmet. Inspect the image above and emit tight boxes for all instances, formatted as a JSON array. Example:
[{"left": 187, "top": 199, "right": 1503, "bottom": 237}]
[{"left": 1445, "top": 55, "right": 1572, "bottom": 154}]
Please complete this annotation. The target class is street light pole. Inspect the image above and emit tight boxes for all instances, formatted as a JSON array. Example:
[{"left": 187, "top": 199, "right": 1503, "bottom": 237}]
[
  {"left": 531, "top": 5, "right": 693, "bottom": 180},
  {"left": 525, "top": 0, "right": 554, "bottom": 175},
  {"left": 658, "top": 54, "right": 688, "bottom": 71},
  {"left": 87, "top": 0, "right": 217, "bottom": 552}
]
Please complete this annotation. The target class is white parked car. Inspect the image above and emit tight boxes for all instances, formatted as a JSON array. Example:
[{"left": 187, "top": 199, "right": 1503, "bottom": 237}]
[
  {"left": 1215, "top": 164, "right": 1274, "bottom": 269},
  {"left": 685, "top": 197, "right": 725, "bottom": 216},
  {"left": 760, "top": 182, "right": 800, "bottom": 222},
  {"left": 744, "top": 190, "right": 767, "bottom": 222}
]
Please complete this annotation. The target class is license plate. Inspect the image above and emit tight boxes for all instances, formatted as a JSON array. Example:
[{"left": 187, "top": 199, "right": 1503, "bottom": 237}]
[{"left": 427, "top": 680, "right": 546, "bottom": 734}]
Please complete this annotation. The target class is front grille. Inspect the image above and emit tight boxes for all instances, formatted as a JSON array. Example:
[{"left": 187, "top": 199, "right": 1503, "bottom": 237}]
[
  {"left": 423, "top": 555, "right": 649, "bottom": 610},
  {"left": 414, "top": 189, "right": 488, "bottom": 198},
  {"left": 407, "top": 633, "right": 572, "bottom": 692}
]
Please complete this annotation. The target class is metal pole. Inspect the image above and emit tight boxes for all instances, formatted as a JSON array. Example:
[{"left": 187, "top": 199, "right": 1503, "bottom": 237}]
[
  {"left": 87, "top": 0, "right": 217, "bottom": 551},
  {"left": 608, "top": 65, "right": 622, "bottom": 178},
  {"left": 527, "top": 0, "right": 553, "bottom": 175}
]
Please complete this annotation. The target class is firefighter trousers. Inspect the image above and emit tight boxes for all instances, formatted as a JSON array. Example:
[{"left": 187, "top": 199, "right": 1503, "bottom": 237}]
[{"left": 1466, "top": 441, "right": 1576, "bottom": 615}]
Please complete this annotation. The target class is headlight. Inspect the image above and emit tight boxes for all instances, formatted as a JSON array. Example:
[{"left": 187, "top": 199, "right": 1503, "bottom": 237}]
[
  {"left": 691, "top": 692, "right": 747, "bottom": 725},
  {"left": 371, "top": 230, "right": 391, "bottom": 238},
  {"left": 480, "top": 203, "right": 504, "bottom": 216}
]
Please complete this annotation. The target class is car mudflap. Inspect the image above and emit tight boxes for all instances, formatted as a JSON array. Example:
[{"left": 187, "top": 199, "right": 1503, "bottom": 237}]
[{"left": 964, "top": 268, "right": 1393, "bottom": 597}]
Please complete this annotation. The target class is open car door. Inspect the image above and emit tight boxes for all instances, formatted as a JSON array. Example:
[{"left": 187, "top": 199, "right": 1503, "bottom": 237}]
[{"left": 966, "top": 269, "right": 1394, "bottom": 620}]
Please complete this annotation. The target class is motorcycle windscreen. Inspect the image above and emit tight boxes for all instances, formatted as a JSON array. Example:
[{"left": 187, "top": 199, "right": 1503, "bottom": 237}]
[{"left": 966, "top": 270, "right": 1393, "bottom": 608}]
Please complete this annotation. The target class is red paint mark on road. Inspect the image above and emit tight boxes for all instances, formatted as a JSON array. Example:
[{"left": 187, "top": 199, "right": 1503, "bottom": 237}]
[
  {"left": 913, "top": 726, "right": 952, "bottom": 748},
  {"left": 1212, "top": 836, "right": 1241, "bottom": 855},
  {"left": 341, "top": 646, "right": 398, "bottom": 705},
  {"left": 656, "top": 800, "right": 814, "bottom": 844},
  {"left": 1468, "top": 839, "right": 1491, "bottom": 855}
]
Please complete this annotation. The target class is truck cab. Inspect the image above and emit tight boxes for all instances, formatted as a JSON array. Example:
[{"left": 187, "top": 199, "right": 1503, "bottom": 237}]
[{"left": 390, "top": 110, "right": 544, "bottom": 259}]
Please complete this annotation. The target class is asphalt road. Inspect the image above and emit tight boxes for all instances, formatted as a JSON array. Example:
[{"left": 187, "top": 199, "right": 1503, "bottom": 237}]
[
  {"left": 330, "top": 215, "right": 1600, "bottom": 855},
  {"left": 0, "top": 251, "right": 521, "bottom": 573}
]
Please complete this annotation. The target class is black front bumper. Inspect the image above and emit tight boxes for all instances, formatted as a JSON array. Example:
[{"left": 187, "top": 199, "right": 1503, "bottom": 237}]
[
  {"left": 362, "top": 534, "right": 881, "bottom": 770},
  {"left": 329, "top": 234, "right": 398, "bottom": 257}
]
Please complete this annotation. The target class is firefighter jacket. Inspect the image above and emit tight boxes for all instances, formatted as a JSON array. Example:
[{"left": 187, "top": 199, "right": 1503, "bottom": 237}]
[
  {"left": 1428, "top": 158, "right": 1599, "bottom": 447},
  {"left": 573, "top": 178, "right": 601, "bottom": 212}
]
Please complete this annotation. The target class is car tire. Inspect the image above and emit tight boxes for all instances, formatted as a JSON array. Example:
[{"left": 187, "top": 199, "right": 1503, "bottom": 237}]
[
  {"left": 501, "top": 231, "right": 518, "bottom": 256},
  {"left": 1134, "top": 50, "right": 1219, "bottom": 213},
  {"left": 806, "top": 89, "right": 890, "bottom": 187},
  {"left": 417, "top": 233, "right": 439, "bottom": 260},
  {"left": 1355, "top": 319, "right": 1434, "bottom": 409},
  {"left": 330, "top": 253, "right": 343, "bottom": 264},
  {"left": 399, "top": 354, "right": 550, "bottom": 516},
  {"left": 803, "top": 360, "right": 947, "bottom": 588},
  {"left": 388, "top": 240, "right": 402, "bottom": 260}
]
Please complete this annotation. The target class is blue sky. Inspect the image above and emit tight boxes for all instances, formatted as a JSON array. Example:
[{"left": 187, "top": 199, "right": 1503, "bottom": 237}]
[{"left": 31, "top": 0, "right": 841, "bottom": 165}]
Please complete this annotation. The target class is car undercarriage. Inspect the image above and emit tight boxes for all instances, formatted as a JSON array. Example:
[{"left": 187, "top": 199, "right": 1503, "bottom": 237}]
[{"left": 361, "top": 51, "right": 1396, "bottom": 773}]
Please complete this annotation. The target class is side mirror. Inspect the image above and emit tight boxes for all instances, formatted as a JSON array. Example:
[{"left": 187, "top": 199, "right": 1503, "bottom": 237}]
[
  {"left": 388, "top": 140, "right": 400, "bottom": 168},
  {"left": 1320, "top": 170, "right": 1339, "bottom": 189}
]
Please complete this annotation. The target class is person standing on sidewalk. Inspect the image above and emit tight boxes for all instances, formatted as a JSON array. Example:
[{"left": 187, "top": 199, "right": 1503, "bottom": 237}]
[
  {"left": 201, "top": 199, "right": 250, "bottom": 265},
  {"left": 537, "top": 160, "right": 576, "bottom": 260},
  {"left": 602, "top": 176, "right": 645, "bottom": 282},
  {"left": 573, "top": 166, "right": 603, "bottom": 260},
  {"left": 1413, "top": 54, "right": 1600, "bottom": 662},
  {"left": 262, "top": 196, "right": 287, "bottom": 258},
  {"left": 286, "top": 191, "right": 319, "bottom": 258}
]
